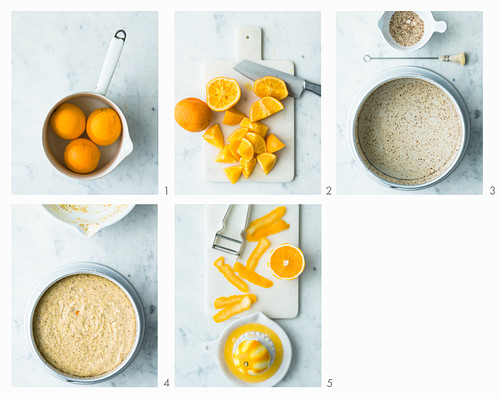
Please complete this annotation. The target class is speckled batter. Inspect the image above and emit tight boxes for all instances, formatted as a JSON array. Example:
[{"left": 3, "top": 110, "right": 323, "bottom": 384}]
[
  {"left": 33, "top": 274, "right": 136, "bottom": 378},
  {"left": 355, "top": 78, "right": 463, "bottom": 185}
]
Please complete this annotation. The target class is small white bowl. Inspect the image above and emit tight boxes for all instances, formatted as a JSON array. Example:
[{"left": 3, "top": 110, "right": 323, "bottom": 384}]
[{"left": 378, "top": 11, "right": 447, "bottom": 52}]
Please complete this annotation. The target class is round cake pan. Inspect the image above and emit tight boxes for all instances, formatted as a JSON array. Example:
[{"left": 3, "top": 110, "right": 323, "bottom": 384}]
[
  {"left": 347, "top": 66, "right": 470, "bottom": 190},
  {"left": 25, "top": 262, "right": 145, "bottom": 384}
]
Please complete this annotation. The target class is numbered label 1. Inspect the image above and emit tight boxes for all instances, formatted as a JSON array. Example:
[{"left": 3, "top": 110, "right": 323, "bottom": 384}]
[{"left": 165, "top": 186, "right": 168, "bottom": 195}]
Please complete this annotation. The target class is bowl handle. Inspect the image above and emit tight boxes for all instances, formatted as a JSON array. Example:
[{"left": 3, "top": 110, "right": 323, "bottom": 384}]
[
  {"left": 96, "top": 30, "right": 126, "bottom": 96},
  {"left": 434, "top": 20, "right": 447, "bottom": 33},
  {"left": 202, "top": 339, "right": 219, "bottom": 358}
]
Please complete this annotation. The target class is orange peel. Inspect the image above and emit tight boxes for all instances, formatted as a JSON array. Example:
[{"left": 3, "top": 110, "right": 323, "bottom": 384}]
[
  {"left": 246, "top": 206, "right": 287, "bottom": 237},
  {"left": 246, "top": 219, "right": 290, "bottom": 242},
  {"left": 214, "top": 261, "right": 249, "bottom": 292},
  {"left": 214, "top": 294, "right": 257, "bottom": 309},
  {"left": 234, "top": 262, "right": 273, "bottom": 288},
  {"left": 246, "top": 238, "right": 270, "bottom": 272},
  {"left": 213, "top": 295, "right": 252, "bottom": 323}
]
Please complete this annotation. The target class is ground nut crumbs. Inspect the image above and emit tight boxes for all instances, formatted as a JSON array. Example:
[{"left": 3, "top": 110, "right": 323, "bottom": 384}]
[
  {"left": 355, "top": 78, "right": 462, "bottom": 186},
  {"left": 389, "top": 11, "right": 425, "bottom": 47},
  {"left": 33, "top": 274, "right": 136, "bottom": 378}
]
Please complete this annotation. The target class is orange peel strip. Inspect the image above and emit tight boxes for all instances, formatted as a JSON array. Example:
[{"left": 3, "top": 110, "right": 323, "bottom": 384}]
[
  {"left": 245, "top": 238, "right": 270, "bottom": 272},
  {"left": 213, "top": 256, "right": 225, "bottom": 267},
  {"left": 234, "top": 262, "right": 273, "bottom": 288},
  {"left": 214, "top": 294, "right": 257, "bottom": 309},
  {"left": 246, "top": 206, "right": 286, "bottom": 237},
  {"left": 213, "top": 295, "right": 252, "bottom": 323},
  {"left": 246, "top": 219, "right": 290, "bottom": 242},
  {"left": 214, "top": 262, "right": 249, "bottom": 293}
]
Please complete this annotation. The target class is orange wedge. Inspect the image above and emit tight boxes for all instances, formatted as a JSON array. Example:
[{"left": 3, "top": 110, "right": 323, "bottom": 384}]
[
  {"left": 249, "top": 97, "right": 284, "bottom": 122},
  {"left": 228, "top": 141, "right": 241, "bottom": 161},
  {"left": 214, "top": 261, "right": 249, "bottom": 292},
  {"left": 213, "top": 295, "right": 252, "bottom": 323},
  {"left": 246, "top": 133, "right": 266, "bottom": 155},
  {"left": 206, "top": 77, "right": 241, "bottom": 111},
  {"left": 215, "top": 145, "right": 237, "bottom": 163},
  {"left": 203, "top": 124, "right": 224, "bottom": 149},
  {"left": 223, "top": 108, "right": 245, "bottom": 125},
  {"left": 246, "top": 238, "right": 270, "bottom": 272},
  {"left": 228, "top": 127, "right": 249, "bottom": 143},
  {"left": 253, "top": 76, "right": 288, "bottom": 100},
  {"left": 237, "top": 138, "right": 254, "bottom": 162},
  {"left": 214, "top": 294, "right": 257, "bottom": 309},
  {"left": 246, "top": 206, "right": 287, "bottom": 237},
  {"left": 257, "top": 153, "right": 277, "bottom": 175},
  {"left": 234, "top": 262, "right": 273, "bottom": 288},
  {"left": 240, "top": 156, "right": 257, "bottom": 179},
  {"left": 268, "top": 244, "right": 305, "bottom": 280},
  {"left": 224, "top": 165, "right": 243, "bottom": 184},
  {"left": 240, "top": 117, "right": 268, "bottom": 137},
  {"left": 246, "top": 219, "right": 290, "bottom": 242},
  {"left": 266, "top": 134, "right": 285, "bottom": 153}
]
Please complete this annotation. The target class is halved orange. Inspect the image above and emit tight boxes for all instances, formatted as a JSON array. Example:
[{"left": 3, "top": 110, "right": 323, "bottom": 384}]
[
  {"left": 237, "top": 138, "right": 254, "bottom": 163},
  {"left": 224, "top": 165, "right": 243, "bottom": 184},
  {"left": 228, "top": 127, "right": 248, "bottom": 144},
  {"left": 206, "top": 77, "right": 241, "bottom": 111},
  {"left": 268, "top": 243, "right": 305, "bottom": 280},
  {"left": 257, "top": 153, "right": 277, "bottom": 175},
  {"left": 223, "top": 108, "right": 245, "bottom": 125},
  {"left": 203, "top": 124, "right": 224, "bottom": 149},
  {"left": 240, "top": 117, "right": 268, "bottom": 137},
  {"left": 266, "top": 134, "right": 285, "bottom": 153},
  {"left": 253, "top": 76, "right": 288, "bottom": 100},
  {"left": 246, "top": 133, "right": 266, "bottom": 155},
  {"left": 249, "top": 97, "right": 284, "bottom": 122}
]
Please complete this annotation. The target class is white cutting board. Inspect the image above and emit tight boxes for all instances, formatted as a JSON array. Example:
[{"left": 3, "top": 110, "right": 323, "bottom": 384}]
[
  {"left": 206, "top": 204, "right": 299, "bottom": 320},
  {"left": 203, "top": 26, "right": 295, "bottom": 183}
]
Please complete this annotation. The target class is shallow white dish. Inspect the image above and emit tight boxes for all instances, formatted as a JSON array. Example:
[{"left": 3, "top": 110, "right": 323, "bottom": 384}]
[
  {"left": 202, "top": 312, "right": 292, "bottom": 387},
  {"left": 42, "top": 204, "right": 135, "bottom": 238}
]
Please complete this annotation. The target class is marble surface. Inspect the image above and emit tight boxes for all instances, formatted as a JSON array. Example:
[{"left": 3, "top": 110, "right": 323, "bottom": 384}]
[
  {"left": 11, "top": 205, "right": 158, "bottom": 387},
  {"left": 12, "top": 12, "right": 158, "bottom": 194},
  {"left": 175, "top": 12, "right": 321, "bottom": 195},
  {"left": 175, "top": 205, "right": 321, "bottom": 387},
  {"left": 336, "top": 12, "right": 483, "bottom": 194}
]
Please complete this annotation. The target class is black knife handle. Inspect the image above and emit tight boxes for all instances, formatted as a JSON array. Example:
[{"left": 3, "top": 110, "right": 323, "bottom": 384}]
[{"left": 304, "top": 81, "right": 321, "bottom": 96}]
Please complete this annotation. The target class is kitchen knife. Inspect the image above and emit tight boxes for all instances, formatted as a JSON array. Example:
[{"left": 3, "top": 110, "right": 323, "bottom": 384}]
[{"left": 234, "top": 59, "right": 321, "bottom": 98}]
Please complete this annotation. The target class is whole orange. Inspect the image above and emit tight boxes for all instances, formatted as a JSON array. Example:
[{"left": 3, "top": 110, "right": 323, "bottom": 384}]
[
  {"left": 86, "top": 108, "right": 122, "bottom": 146},
  {"left": 50, "top": 103, "right": 86, "bottom": 140},
  {"left": 64, "top": 138, "right": 100, "bottom": 174},
  {"left": 175, "top": 97, "right": 212, "bottom": 132}
]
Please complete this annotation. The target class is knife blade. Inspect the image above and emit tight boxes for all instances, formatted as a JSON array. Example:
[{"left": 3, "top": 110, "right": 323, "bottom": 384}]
[{"left": 234, "top": 59, "right": 321, "bottom": 98}]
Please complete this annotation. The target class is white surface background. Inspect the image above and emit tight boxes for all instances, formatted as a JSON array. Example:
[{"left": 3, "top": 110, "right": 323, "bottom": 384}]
[
  {"left": 11, "top": 204, "right": 158, "bottom": 387},
  {"left": 11, "top": 11, "right": 158, "bottom": 194},
  {"left": 175, "top": 11, "right": 321, "bottom": 194},
  {"left": 336, "top": 11, "right": 483, "bottom": 195},
  {"left": 175, "top": 204, "right": 321, "bottom": 387}
]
